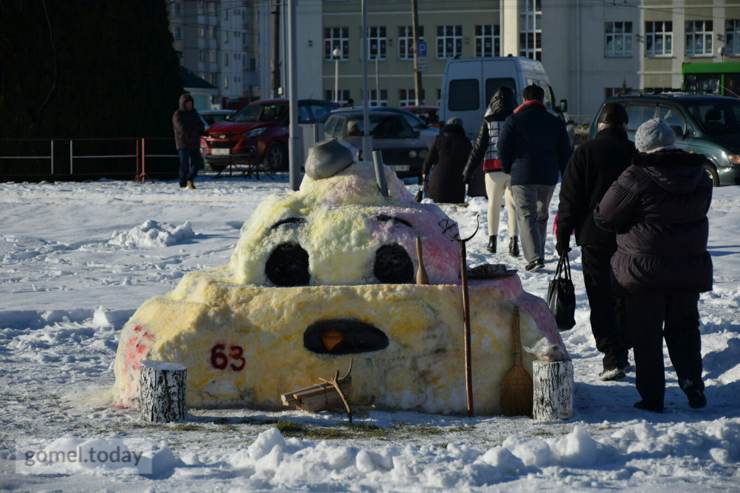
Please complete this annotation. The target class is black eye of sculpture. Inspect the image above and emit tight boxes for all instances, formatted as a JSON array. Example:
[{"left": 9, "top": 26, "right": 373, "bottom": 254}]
[
  {"left": 265, "top": 242, "right": 310, "bottom": 286},
  {"left": 374, "top": 243, "right": 414, "bottom": 284}
]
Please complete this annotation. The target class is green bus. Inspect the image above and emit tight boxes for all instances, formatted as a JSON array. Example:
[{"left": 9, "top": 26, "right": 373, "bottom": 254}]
[{"left": 683, "top": 61, "right": 740, "bottom": 98}]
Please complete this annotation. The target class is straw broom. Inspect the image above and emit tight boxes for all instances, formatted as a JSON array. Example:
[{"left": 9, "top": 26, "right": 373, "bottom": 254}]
[{"left": 501, "top": 306, "right": 533, "bottom": 416}]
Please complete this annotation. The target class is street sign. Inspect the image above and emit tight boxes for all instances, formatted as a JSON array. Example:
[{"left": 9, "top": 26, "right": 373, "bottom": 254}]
[{"left": 417, "top": 40, "right": 427, "bottom": 58}]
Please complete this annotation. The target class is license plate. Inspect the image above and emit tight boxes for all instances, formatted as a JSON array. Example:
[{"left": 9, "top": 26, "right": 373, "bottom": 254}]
[
  {"left": 211, "top": 148, "right": 230, "bottom": 156},
  {"left": 393, "top": 165, "right": 410, "bottom": 172}
]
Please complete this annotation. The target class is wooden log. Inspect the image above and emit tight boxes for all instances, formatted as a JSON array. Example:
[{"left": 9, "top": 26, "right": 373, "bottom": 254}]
[
  {"left": 532, "top": 360, "right": 574, "bottom": 421},
  {"left": 139, "top": 360, "right": 187, "bottom": 423}
]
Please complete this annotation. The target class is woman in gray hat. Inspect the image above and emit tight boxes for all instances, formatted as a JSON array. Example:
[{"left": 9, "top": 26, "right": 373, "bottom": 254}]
[{"left": 595, "top": 118, "right": 713, "bottom": 413}]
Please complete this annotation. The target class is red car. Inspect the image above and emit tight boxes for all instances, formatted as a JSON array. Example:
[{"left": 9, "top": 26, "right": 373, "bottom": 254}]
[{"left": 201, "top": 99, "right": 334, "bottom": 172}]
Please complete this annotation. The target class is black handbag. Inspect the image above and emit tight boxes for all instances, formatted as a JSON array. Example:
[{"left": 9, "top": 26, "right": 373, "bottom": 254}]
[{"left": 547, "top": 252, "right": 576, "bottom": 331}]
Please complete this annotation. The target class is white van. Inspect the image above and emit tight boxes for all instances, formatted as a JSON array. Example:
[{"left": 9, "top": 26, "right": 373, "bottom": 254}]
[{"left": 440, "top": 56, "right": 567, "bottom": 137}]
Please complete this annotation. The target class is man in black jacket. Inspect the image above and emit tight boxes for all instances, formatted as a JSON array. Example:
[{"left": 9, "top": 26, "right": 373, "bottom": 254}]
[
  {"left": 556, "top": 103, "right": 636, "bottom": 380},
  {"left": 594, "top": 118, "right": 712, "bottom": 412},
  {"left": 498, "top": 85, "right": 571, "bottom": 271},
  {"left": 172, "top": 93, "right": 205, "bottom": 189}
]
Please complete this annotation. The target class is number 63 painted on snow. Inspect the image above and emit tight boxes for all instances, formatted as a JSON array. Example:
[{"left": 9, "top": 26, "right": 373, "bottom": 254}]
[{"left": 210, "top": 343, "right": 245, "bottom": 371}]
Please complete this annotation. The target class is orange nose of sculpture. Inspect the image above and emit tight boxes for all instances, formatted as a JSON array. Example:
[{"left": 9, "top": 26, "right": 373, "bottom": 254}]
[{"left": 322, "top": 329, "right": 344, "bottom": 351}]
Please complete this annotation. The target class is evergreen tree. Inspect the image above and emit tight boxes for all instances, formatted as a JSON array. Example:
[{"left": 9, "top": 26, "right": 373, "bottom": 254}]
[{"left": 0, "top": 0, "right": 183, "bottom": 138}]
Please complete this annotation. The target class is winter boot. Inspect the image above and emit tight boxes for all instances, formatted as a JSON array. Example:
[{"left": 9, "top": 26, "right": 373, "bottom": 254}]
[
  {"left": 509, "top": 236, "right": 520, "bottom": 258},
  {"left": 487, "top": 236, "right": 497, "bottom": 253},
  {"left": 186, "top": 180, "right": 196, "bottom": 190},
  {"left": 634, "top": 400, "right": 664, "bottom": 413},
  {"left": 680, "top": 379, "right": 707, "bottom": 409}
]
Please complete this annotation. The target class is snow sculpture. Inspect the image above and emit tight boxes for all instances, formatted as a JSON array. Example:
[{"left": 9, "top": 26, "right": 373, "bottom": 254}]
[{"left": 113, "top": 140, "right": 566, "bottom": 415}]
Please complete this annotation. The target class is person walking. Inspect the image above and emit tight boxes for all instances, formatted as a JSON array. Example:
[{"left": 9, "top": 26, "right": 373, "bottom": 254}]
[
  {"left": 422, "top": 117, "right": 472, "bottom": 204},
  {"left": 594, "top": 118, "right": 712, "bottom": 412},
  {"left": 556, "top": 103, "right": 636, "bottom": 380},
  {"left": 498, "top": 84, "right": 571, "bottom": 271},
  {"left": 463, "top": 87, "right": 519, "bottom": 256},
  {"left": 172, "top": 93, "right": 205, "bottom": 189}
]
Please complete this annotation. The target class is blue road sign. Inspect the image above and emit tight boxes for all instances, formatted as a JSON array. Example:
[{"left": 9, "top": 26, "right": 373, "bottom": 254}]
[{"left": 417, "top": 40, "right": 427, "bottom": 58}]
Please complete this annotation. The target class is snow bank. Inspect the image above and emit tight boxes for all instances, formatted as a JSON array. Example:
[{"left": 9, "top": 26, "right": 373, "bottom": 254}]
[{"left": 109, "top": 220, "right": 194, "bottom": 249}]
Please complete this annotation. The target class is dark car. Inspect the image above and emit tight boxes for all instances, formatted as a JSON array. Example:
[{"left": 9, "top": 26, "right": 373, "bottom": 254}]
[
  {"left": 201, "top": 99, "right": 334, "bottom": 172},
  {"left": 324, "top": 110, "right": 429, "bottom": 178},
  {"left": 590, "top": 94, "right": 740, "bottom": 186}
]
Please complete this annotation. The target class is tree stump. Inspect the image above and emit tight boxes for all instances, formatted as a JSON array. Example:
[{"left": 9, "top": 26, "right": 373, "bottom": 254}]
[
  {"left": 532, "top": 360, "right": 573, "bottom": 421},
  {"left": 139, "top": 360, "right": 187, "bottom": 423}
]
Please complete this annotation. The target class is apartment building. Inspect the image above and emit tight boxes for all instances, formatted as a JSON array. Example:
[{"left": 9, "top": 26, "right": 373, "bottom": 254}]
[
  {"left": 168, "top": 0, "right": 259, "bottom": 105},
  {"left": 318, "top": 0, "right": 740, "bottom": 122}
]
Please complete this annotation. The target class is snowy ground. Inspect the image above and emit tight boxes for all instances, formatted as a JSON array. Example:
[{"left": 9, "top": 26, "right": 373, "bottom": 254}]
[{"left": 0, "top": 175, "right": 738, "bottom": 492}]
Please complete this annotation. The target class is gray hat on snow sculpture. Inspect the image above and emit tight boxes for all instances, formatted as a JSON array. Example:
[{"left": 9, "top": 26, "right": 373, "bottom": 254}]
[
  {"left": 305, "top": 138, "right": 355, "bottom": 180},
  {"left": 635, "top": 118, "right": 676, "bottom": 154}
]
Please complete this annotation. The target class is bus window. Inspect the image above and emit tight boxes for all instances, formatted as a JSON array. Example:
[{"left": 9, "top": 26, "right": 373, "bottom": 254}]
[
  {"left": 448, "top": 79, "right": 480, "bottom": 111},
  {"left": 484, "top": 78, "right": 516, "bottom": 105}
]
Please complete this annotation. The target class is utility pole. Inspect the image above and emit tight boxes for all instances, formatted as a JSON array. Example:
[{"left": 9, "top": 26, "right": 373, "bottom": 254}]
[
  {"left": 271, "top": 0, "right": 281, "bottom": 97},
  {"left": 287, "top": 0, "right": 299, "bottom": 191},
  {"left": 411, "top": 0, "right": 424, "bottom": 106}
]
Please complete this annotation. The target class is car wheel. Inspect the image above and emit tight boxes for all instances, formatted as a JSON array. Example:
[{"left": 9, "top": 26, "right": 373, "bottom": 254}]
[
  {"left": 703, "top": 162, "right": 720, "bottom": 187},
  {"left": 265, "top": 144, "right": 287, "bottom": 171}
]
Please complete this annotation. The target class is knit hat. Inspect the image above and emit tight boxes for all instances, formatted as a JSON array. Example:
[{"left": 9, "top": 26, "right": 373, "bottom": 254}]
[
  {"left": 635, "top": 118, "right": 676, "bottom": 153},
  {"left": 599, "top": 102, "right": 628, "bottom": 125},
  {"left": 446, "top": 117, "right": 463, "bottom": 127}
]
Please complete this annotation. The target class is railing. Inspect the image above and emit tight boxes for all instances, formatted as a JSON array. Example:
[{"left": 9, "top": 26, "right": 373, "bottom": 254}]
[{"left": 0, "top": 137, "right": 180, "bottom": 182}]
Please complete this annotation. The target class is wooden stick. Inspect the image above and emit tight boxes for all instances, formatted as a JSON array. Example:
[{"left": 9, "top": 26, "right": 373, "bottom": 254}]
[
  {"left": 460, "top": 239, "right": 474, "bottom": 417},
  {"left": 415, "top": 236, "right": 429, "bottom": 284}
]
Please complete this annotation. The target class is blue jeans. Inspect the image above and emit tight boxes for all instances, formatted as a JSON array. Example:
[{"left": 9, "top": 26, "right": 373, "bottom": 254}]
[{"left": 178, "top": 148, "right": 202, "bottom": 186}]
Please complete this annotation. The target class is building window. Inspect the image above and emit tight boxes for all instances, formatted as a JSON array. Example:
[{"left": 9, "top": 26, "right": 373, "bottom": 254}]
[
  {"left": 645, "top": 21, "right": 673, "bottom": 57},
  {"left": 199, "top": 49, "right": 206, "bottom": 62},
  {"left": 605, "top": 21, "right": 632, "bottom": 57},
  {"left": 370, "top": 89, "right": 388, "bottom": 107},
  {"left": 174, "top": 26, "right": 182, "bottom": 40},
  {"left": 728, "top": 20, "right": 740, "bottom": 55},
  {"left": 519, "top": 0, "right": 542, "bottom": 61},
  {"left": 224, "top": 75, "right": 229, "bottom": 89},
  {"left": 225, "top": 52, "right": 229, "bottom": 67},
  {"left": 208, "top": 49, "right": 216, "bottom": 63},
  {"left": 324, "top": 27, "right": 349, "bottom": 60},
  {"left": 368, "top": 26, "right": 387, "bottom": 60},
  {"left": 199, "top": 27, "right": 206, "bottom": 38},
  {"left": 475, "top": 25, "right": 500, "bottom": 57},
  {"left": 210, "top": 72, "right": 218, "bottom": 86},
  {"left": 436, "top": 25, "right": 462, "bottom": 59},
  {"left": 398, "top": 26, "right": 424, "bottom": 60},
  {"left": 399, "top": 88, "right": 424, "bottom": 106},
  {"left": 207, "top": 1, "right": 216, "bottom": 15},
  {"left": 225, "top": 30, "right": 230, "bottom": 44},
  {"left": 436, "top": 88, "right": 442, "bottom": 107},
  {"left": 686, "top": 20, "right": 713, "bottom": 57},
  {"left": 208, "top": 26, "right": 216, "bottom": 39},
  {"left": 325, "top": 89, "right": 350, "bottom": 103}
]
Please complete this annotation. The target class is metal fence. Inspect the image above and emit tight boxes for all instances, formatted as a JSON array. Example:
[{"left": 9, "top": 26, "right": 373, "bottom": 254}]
[{"left": 0, "top": 137, "right": 180, "bottom": 182}]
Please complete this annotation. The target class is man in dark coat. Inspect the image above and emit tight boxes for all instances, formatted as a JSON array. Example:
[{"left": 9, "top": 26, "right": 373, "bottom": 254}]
[
  {"left": 594, "top": 118, "right": 713, "bottom": 413},
  {"left": 463, "top": 87, "right": 519, "bottom": 256},
  {"left": 556, "top": 103, "right": 636, "bottom": 380},
  {"left": 498, "top": 85, "right": 571, "bottom": 271},
  {"left": 172, "top": 93, "right": 205, "bottom": 189},
  {"left": 422, "top": 117, "right": 472, "bottom": 204}
]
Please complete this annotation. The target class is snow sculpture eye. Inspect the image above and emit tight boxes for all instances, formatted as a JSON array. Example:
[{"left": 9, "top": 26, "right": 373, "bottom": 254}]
[
  {"left": 374, "top": 244, "right": 414, "bottom": 284},
  {"left": 265, "top": 242, "right": 310, "bottom": 286}
]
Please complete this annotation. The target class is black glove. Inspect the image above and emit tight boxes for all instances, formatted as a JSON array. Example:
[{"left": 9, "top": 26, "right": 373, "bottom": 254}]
[{"left": 556, "top": 241, "right": 570, "bottom": 257}]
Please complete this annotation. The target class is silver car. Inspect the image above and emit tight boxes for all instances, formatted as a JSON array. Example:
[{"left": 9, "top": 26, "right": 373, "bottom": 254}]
[{"left": 324, "top": 110, "right": 429, "bottom": 178}]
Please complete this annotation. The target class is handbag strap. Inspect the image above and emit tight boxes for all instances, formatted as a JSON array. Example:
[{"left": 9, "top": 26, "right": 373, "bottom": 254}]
[{"left": 554, "top": 252, "right": 571, "bottom": 280}]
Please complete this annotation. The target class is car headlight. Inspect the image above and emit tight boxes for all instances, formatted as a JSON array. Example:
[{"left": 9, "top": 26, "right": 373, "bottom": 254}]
[
  {"left": 245, "top": 127, "right": 267, "bottom": 138},
  {"left": 728, "top": 154, "right": 740, "bottom": 165},
  {"left": 409, "top": 150, "right": 418, "bottom": 158}
]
